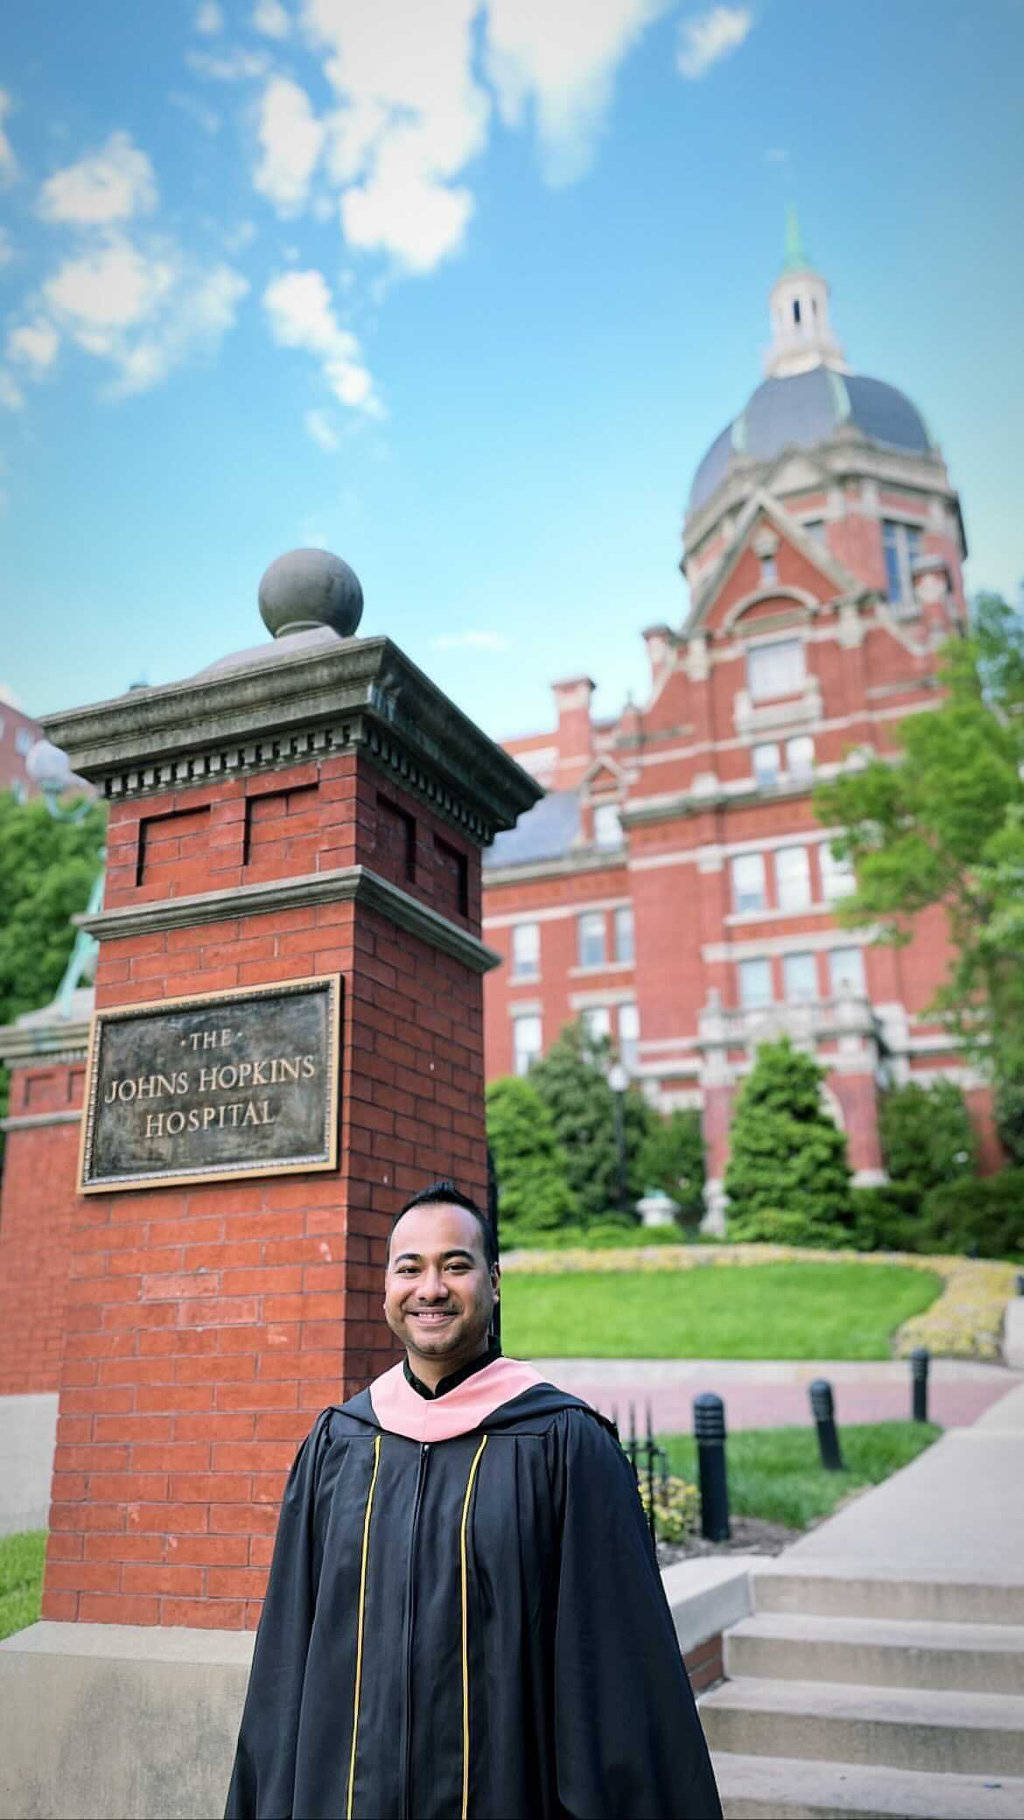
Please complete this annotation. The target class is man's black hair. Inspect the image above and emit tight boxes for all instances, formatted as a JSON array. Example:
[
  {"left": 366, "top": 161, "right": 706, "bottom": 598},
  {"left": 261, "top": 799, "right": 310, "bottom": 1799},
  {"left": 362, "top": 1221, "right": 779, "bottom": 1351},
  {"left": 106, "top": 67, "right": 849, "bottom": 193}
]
[{"left": 389, "top": 1178, "right": 498, "bottom": 1268}]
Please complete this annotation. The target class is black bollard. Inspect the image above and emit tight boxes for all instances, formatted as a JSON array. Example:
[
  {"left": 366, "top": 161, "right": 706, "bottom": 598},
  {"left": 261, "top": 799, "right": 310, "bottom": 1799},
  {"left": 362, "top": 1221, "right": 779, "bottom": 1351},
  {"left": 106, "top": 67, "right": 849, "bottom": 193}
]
[
  {"left": 644, "top": 1404, "right": 657, "bottom": 1545},
  {"left": 1015, "top": 1271, "right": 1024, "bottom": 1298},
  {"left": 809, "top": 1378, "right": 844, "bottom": 1471},
  {"left": 910, "top": 1347, "right": 930, "bottom": 1423},
  {"left": 693, "top": 1393, "right": 731, "bottom": 1541}
]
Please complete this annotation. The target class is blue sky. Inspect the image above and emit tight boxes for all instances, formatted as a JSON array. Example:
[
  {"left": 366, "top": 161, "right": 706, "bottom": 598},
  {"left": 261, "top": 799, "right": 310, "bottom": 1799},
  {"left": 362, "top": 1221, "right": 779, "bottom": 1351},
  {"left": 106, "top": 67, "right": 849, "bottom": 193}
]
[{"left": 2, "top": 0, "right": 1022, "bottom": 743}]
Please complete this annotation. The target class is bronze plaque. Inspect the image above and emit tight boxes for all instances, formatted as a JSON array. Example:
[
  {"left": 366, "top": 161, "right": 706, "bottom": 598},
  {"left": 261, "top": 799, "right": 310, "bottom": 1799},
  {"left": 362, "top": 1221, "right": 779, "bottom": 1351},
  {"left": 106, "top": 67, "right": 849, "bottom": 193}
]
[{"left": 79, "top": 975, "right": 341, "bottom": 1193}]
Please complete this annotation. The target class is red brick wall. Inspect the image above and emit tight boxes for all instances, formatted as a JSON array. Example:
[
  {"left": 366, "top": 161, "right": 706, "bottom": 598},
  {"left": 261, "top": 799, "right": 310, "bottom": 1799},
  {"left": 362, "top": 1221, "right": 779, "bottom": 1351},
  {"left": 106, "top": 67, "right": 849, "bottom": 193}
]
[
  {"left": 42, "top": 750, "right": 487, "bottom": 1629},
  {"left": 0, "top": 1060, "right": 83, "bottom": 1395}
]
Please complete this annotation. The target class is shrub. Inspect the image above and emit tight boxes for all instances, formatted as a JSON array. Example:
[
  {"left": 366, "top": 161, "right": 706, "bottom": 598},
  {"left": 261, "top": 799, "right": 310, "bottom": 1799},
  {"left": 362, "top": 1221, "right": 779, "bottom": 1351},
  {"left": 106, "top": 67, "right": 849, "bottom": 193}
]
[
  {"left": 725, "top": 1205, "right": 848, "bottom": 1248},
  {"left": 725, "top": 1037, "right": 853, "bottom": 1240},
  {"left": 918, "top": 1171, "right": 1024, "bottom": 1261},
  {"left": 994, "top": 1078, "right": 1024, "bottom": 1166},
  {"left": 637, "top": 1473, "right": 699, "bottom": 1544},
  {"left": 848, "top": 1182, "right": 924, "bottom": 1252},
  {"left": 485, "top": 1076, "right": 577, "bottom": 1236},
  {"left": 529, "top": 1021, "right": 650, "bottom": 1223},
  {"left": 635, "top": 1109, "right": 706, "bottom": 1228},
  {"left": 879, "top": 1081, "right": 977, "bottom": 1199}
]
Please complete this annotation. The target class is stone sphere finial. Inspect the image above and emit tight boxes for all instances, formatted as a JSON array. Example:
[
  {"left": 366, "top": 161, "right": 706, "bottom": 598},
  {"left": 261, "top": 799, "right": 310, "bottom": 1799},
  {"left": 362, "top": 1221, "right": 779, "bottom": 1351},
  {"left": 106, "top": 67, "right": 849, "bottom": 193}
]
[{"left": 258, "top": 548, "right": 364, "bottom": 640}]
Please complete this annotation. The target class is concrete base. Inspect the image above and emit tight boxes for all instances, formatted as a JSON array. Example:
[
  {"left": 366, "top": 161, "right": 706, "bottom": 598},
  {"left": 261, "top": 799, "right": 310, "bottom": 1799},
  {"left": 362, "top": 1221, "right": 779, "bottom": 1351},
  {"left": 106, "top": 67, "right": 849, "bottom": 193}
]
[
  {"left": 1003, "top": 1297, "right": 1024, "bottom": 1369},
  {"left": 0, "top": 1558, "right": 743, "bottom": 1819},
  {"left": 0, "top": 1622, "right": 254, "bottom": 1820},
  {"left": 0, "top": 1393, "right": 57, "bottom": 1535}
]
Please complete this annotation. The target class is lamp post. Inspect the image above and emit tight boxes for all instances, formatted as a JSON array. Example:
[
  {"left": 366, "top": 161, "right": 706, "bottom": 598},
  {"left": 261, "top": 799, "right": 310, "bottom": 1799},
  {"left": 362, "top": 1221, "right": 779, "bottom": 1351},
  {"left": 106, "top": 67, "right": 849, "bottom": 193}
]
[
  {"left": 607, "top": 1059, "right": 629, "bottom": 1215},
  {"left": 25, "top": 739, "right": 104, "bottom": 1015}
]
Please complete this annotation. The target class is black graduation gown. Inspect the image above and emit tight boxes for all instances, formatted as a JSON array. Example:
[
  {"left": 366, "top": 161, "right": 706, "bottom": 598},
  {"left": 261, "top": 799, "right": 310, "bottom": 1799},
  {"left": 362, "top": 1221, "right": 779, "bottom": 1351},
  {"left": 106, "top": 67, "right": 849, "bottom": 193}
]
[{"left": 225, "top": 1370, "right": 721, "bottom": 1820}]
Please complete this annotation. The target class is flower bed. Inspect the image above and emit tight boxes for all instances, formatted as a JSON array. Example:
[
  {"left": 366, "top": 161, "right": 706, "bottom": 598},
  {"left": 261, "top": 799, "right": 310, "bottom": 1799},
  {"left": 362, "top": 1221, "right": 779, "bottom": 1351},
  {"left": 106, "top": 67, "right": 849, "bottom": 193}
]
[{"left": 500, "top": 1242, "right": 1016, "bottom": 1361}]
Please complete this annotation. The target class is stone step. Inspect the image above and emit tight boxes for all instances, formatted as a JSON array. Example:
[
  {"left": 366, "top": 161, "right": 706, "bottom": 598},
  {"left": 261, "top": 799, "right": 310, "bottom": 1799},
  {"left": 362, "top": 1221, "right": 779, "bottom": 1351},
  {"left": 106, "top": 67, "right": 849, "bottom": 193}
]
[
  {"left": 699, "top": 1678, "right": 1024, "bottom": 1777},
  {"left": 751, "top": 1565, "right": 1024, "bottom": 1627},
  {"left": 724, "top": 1611, "right": 1024, "bottom": 1695},
  {"left": 712, "top": 1751, "right": 1024, "bottom": 1819}
]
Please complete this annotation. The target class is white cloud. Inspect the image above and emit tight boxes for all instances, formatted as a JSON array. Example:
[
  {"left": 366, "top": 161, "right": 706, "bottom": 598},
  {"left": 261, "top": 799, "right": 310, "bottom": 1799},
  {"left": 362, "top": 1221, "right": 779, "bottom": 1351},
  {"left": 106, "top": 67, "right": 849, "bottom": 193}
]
[
  {"left": 38, "top": 132, "right": 157, "bottom": 226},
  {"left": 43, "top": 234, "right": 248, "bottom": 394},
  {"left": 7, "top": 320, "right": 60, "bottom": 373},
  {"left": 188, "top": 47, "right": 270, "bottom": 81},
  {"left": 195, "top": 1, "right": 225, "bottom": 32},
  {"left": 486, "top": 0, "right": 670, "bottom": 187},
  {"left": 432, "top": 629, "right": 511, "bottom": 652},
  {"left": 303, "top": 0, "right": 487, "bottom": 270},
  {"left": 170, "top": 90, "right": 222, "bottom": 135},
  {"left": 224, "top": 218, "right": 257, "bottom": 253},
  {"left": 676, "top": 6, "right": 753, "bottom": 79},
  {"left": 0, "top": 89, "right": 17, "bottom": 186},
  {"left": 304, "top": 406, "right": 339, "bottom": 451},
  {"left": 253, "top": 75, "right": 324, "bottom": 213},
  {"left": 252, "top": 0, "right": 291, "bottom": 37},
  {"left": 0, "top": 682, "right": 25, "bottom": 709},
  {"left": 263, "top": 266, "right": 381, "bottom": 413},
  {"left": 0, "top": 370, "right": 25, "bottom": 411}
]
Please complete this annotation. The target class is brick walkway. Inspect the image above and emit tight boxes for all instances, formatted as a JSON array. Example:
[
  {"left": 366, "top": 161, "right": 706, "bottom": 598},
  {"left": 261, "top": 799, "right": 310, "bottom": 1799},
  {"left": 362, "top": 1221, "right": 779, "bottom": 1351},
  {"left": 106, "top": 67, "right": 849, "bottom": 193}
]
[{"left": 530, "top": 1357, "right": 1022, "bottom": 1433}]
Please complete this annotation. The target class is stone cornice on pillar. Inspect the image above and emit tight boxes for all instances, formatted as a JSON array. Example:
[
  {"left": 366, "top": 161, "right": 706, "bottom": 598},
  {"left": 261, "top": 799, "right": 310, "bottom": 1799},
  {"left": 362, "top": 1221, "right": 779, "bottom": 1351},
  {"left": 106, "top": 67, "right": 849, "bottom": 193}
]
[
  {"left": 75, "top": 864, "right": 501, "bottom": 975},
  {"left": 40, "top": 631, "right": 541, "bottom": 846},
  {"left": 0, "top": 1015, "right": 90, "bottom": 1068}
]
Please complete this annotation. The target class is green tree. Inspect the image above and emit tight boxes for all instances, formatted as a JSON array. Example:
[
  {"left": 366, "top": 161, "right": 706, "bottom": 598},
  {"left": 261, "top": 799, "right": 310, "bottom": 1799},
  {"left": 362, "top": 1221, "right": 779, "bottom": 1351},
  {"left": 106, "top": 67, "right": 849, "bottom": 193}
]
[
  {"left": 724, "top": 1037, "right": 852, "bottom": 1242},
  {"left": 635, "top": 1108, "right": 706, "bottom": 1227},
  {"left": 813, "top": 594, "right": 1024, "bottom": 1101},
  {"left": 0, "top": 791, "right": 106, "bottom": 1025},
  {"left": 878, "top": 1080, "right": 976, "bottom": 1200},
  {"left": 485, "top": 1076, "right": 577, "bottom": 1236},
  {"left": 528, "top": 1020, "right": 650, "bottom": 1223}
]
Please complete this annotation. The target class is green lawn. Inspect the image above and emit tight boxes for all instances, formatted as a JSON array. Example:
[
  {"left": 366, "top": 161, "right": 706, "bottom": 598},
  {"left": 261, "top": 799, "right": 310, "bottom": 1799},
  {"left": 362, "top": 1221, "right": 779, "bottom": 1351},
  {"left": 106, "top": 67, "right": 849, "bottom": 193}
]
[
  {"left": 502, "top": 1261, "right": 942, "bottom": 1359},
  {"left": 0, "top": 1531, "right": 45, "bottom": 1642},
  {"left": 661, "top": 1421, "right": 941, "bottom": 1530}
]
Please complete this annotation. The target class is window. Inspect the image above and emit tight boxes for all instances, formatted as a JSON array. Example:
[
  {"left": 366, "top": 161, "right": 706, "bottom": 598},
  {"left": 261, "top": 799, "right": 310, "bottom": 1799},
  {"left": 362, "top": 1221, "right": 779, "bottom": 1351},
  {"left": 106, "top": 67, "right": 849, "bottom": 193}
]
[
  {"left": 820, "top": 841, "right": 856, "bottom": 901},
  {"left": 613, "top": 905, "right": 634, "bottom": 964},
  {"left": 783, "top": 952, "right": 818, "bottom": 1001},
  {"left": 752, "top": 742, "right": 780, "bottom": 788},
  {"left": 592, "top": 802, "right": 623, "bottom": 849},
  {"left": 14, "top": 727, "right": 32, "bottom": 756},
  {"left": 760, "top": 553, "right": 777, "bottom": 585},
  {"left": 731, "top": 852, "right": 766, "bottom": 914},
  {"left": 510, "top": 921, "right": 539, "bottom": 980},
  {"left": 578, "top": 911, "right": 606, "bottom": 968},
  {"left": 747, "top": 638, "right": 805, "bottom": 702},
  {"left": 581, "top": 1005, "right": 612, "bottom": 1042},
  {"left": 512, "top": 1014, "right": 542, "bottom": 1076},
  {"left": 738, "top": 957, "right": 773, "bottom": 1007},
  {"left": 786, "top": 735, "right": 814, "bottom": 781},
  {"left": 828, "top": 947, "right": 865, "bottom": 996},
  {"left": 618, "top": 1002, "right": 640, "bottom": 1070},
  {"left": 803, "top": 519, "right": 826, "bottom": 545},
  {"left": 775, "top": 845, "right": 811, "bottom": 911},
  {"left": 882, "top": 520, "right": 922, "bottom": 609}
]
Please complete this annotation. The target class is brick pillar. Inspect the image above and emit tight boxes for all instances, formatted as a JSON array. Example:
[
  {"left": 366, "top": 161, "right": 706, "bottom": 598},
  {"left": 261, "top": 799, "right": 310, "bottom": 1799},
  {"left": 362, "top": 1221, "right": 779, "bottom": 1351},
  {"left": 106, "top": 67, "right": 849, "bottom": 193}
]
[
  {"left": 0, "top": 1026, "right": 87, "bottom": 1395},
  {"left": 37, "top": 590, "right": 538, "bottom": 1629}
]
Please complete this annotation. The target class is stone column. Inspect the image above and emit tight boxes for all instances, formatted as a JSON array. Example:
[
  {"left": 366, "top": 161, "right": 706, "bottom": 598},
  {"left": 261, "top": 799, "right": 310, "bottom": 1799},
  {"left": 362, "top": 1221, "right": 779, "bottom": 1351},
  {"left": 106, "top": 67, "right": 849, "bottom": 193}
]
[{"left": 34, "top": 551, "right": 538, "bottom": 1632}]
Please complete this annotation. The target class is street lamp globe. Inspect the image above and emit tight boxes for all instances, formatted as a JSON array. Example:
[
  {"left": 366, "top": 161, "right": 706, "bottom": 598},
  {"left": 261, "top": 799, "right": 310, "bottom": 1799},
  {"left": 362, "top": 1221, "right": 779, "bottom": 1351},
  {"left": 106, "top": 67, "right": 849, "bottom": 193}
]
[{"left": 607, "top": 1061, "right": 629, "bottom": 1095}]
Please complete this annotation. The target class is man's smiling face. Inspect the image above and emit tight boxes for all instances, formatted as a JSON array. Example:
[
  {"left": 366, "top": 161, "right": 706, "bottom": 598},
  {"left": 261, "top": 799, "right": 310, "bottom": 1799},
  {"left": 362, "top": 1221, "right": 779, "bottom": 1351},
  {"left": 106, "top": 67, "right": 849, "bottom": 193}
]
[{"left": 384, "top": 1202, "right": 499, "bottom": 1388}]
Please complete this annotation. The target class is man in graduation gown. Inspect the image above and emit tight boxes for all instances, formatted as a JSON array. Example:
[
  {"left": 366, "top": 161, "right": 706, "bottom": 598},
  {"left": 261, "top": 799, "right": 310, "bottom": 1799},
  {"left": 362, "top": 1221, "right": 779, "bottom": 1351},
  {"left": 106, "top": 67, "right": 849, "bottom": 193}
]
[{"left": 226, "top": 1180, "right": 721, "bottom": 1820}]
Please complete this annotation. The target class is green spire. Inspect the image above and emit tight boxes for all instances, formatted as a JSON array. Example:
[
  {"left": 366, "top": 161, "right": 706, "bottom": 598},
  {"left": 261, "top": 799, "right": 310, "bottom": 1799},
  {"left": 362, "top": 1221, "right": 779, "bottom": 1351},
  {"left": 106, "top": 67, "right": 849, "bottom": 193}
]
[{"left": 782, "top": 204, "right": 812, "bottom": 274}]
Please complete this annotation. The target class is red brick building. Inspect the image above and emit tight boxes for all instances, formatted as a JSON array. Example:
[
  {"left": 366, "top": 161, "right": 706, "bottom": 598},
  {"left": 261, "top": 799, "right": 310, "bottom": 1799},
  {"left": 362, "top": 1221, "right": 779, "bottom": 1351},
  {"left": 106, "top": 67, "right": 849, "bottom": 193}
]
[{"left": 482, "top": 226, "right": 991, "bottom": 1228}]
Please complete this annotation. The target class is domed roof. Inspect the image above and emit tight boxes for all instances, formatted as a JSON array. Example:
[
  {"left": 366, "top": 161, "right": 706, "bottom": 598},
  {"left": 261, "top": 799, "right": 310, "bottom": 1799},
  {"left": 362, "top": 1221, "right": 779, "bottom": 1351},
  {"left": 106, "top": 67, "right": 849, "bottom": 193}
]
[{"left": 689, "top": 365, "right": 933, "bottom": 515}]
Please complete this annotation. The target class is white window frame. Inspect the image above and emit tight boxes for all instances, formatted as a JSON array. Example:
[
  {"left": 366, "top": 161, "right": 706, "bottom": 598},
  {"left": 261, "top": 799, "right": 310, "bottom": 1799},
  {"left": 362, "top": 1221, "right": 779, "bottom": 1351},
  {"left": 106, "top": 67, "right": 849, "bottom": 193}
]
[
  {"left": 613, "top": 905, "right": 634, "bottom": 965},
  {"left": 752, "top": 742, "right": 780, "bottom": 788},
  {"left": 746, "top": 637, "right": 805, "bottom": 703},
  {"left": 785, "top": 734, "right": 814, "bottom": 781},
  {"left": 731, "top": 851, "right": 766, "bottom": 915},
  {"left": 828, "top": 947, "right": 866, "bottom": 997},
  {"left": 617, "top": 1002, "right": 639, "bottom": 1070},
  {"left": 738, "top": 957, "right": 773, "bottom": 1008},
  {"left": 820, "top": 841, "right": 856, "bottom": 901},
  {"left": 775, "top": 845, "right": 812, "bottom": 913},
  {"left": 577, "top": 911, "right": 606, "bottom": 969},
  {"left": 510, "top": 921, "right": 540, "bottom": 980},
  {"left": 882, "top": 519, "right": 922, "bottom": 610},
  {"left": 783, "top": 951, "right": 818, "bottom": 1002},
  {"left": 592, "top": 802, "right": 623, "bottom": 850},
  {"left": 512, "top": 1013, "right": 542, "bottom": 1076},
  {"left": 581, "top": 1005, "right": 612, "bottom": 1043}
]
